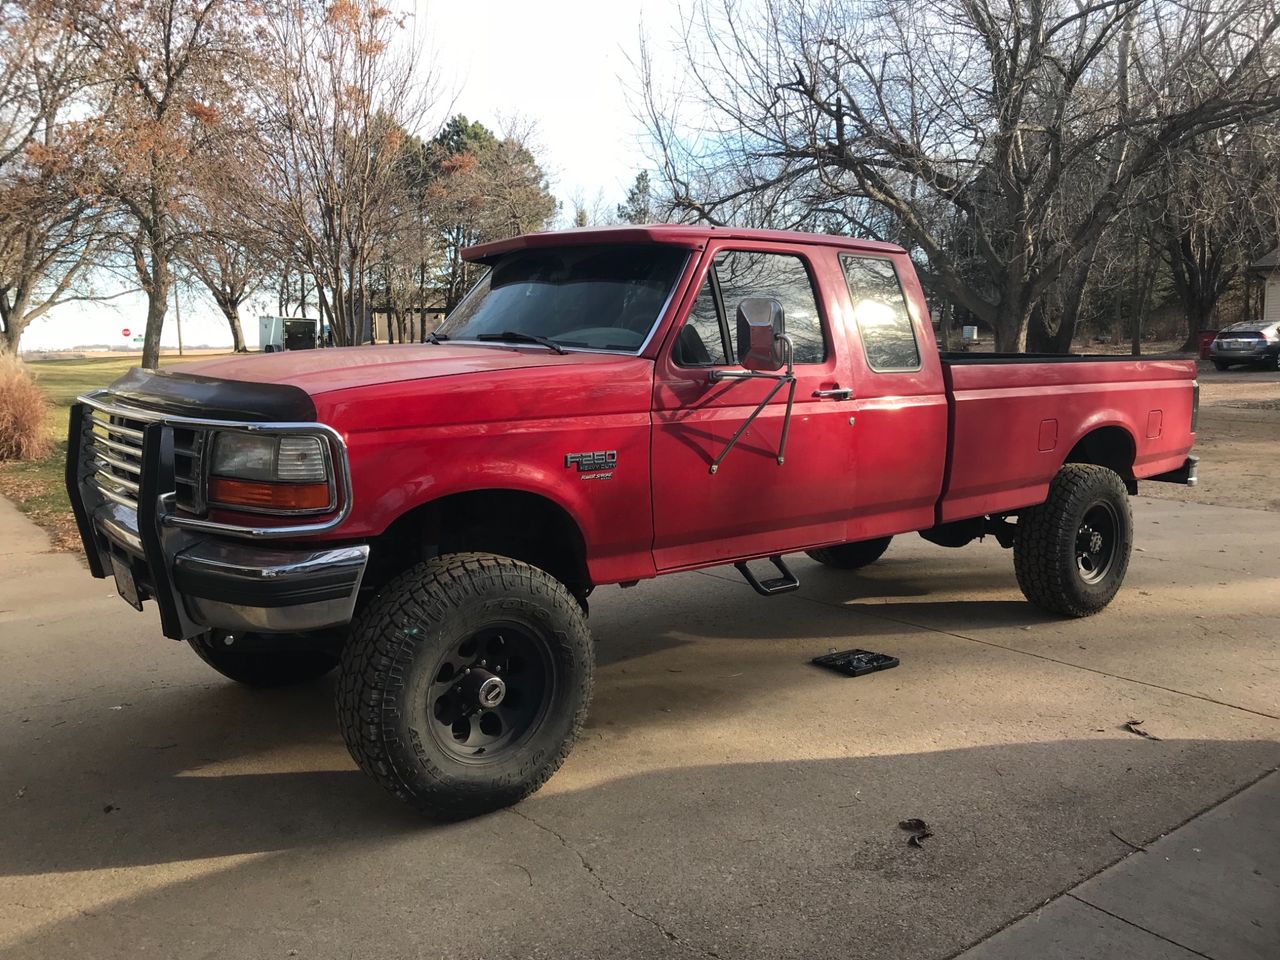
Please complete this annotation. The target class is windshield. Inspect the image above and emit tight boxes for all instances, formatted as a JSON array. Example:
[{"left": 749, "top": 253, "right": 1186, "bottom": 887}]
[{"left": 438, "top": 245, "right": 689, "bottom": 352}]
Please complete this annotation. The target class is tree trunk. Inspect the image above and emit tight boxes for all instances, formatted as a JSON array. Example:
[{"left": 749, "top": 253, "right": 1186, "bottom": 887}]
[
  {"left": 0, "top": 290, "right": 31, "bottom": 355},
  {"left": 224, "top": 304, "right": 246, "bottom": 352},
  {"left": 0, "top": 320, "right": 21, "bottom": 354},
  {"left": 992, "top": 300, "right": 1032, "bottom": 352},
  {"left": 141, "top": 257, "right": 170, "bottom": 370}
]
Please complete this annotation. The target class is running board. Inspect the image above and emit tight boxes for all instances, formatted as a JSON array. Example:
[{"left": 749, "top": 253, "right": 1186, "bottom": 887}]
[{"left": 734, "top": 555, "right": 800, "bottom": 596}]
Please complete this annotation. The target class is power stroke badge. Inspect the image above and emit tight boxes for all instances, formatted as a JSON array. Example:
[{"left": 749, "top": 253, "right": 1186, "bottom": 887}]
[{"left": 564, "top": 450, "right": 617, "bottom": 480}]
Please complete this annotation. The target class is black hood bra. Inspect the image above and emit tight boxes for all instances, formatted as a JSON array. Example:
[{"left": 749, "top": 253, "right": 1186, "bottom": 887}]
[{"left": 105, "top": 367, "right": 317, "bottom": 422}]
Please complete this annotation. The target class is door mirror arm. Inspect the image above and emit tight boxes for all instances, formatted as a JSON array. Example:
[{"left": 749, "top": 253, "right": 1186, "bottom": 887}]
[{"left": 706, "top": 332, "right": 797, "bottom": 475}]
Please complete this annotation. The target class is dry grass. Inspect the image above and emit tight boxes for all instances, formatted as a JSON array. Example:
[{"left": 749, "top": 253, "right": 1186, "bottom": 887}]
[
  {"left": 0, "top": 355, "right": 51, "bottom": 461},
  {"left": 0, "top": 352, "right": 232, "bottom": 550}
]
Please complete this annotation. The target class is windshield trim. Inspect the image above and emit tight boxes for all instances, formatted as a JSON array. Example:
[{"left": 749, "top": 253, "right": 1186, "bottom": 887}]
[
  {"left": 441, "top": 249, "right": 691, "bottom": 357},
  {"left": 444, "top": 339, "right": 654, "bottom": 357}
]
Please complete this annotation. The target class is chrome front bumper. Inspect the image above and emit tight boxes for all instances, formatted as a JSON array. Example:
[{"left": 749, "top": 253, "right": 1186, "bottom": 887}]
[{"left": 66, "top": 400, "right": 367, "bottom": 640}]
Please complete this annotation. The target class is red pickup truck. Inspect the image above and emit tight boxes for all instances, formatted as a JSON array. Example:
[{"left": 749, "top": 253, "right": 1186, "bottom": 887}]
[{"left": 66, "top": 225, "right": 1198, "bottom": 816}]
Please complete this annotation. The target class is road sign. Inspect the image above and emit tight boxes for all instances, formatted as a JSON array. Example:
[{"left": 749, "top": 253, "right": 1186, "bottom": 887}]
[{"left": 121, "top": 328, "right": 130, "bottom": 338}]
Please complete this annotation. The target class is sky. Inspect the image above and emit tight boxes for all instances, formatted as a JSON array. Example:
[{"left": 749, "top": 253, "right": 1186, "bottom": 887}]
[{"left": 20, "top": 0, "right": 682, "bottom": 353}]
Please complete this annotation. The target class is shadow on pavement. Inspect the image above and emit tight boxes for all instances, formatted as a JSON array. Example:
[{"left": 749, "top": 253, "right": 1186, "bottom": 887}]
[{"left": 1, "top": 737, "right": 1276, "bottom": 960}]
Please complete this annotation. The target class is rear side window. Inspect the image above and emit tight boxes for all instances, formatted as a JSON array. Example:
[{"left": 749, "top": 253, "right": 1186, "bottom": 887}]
[
  {"left": 675, "top": 250, "right": 828, "bottom": 366},
  {"left": 841, "top": 255, "right": 920, "bottom": 371}
]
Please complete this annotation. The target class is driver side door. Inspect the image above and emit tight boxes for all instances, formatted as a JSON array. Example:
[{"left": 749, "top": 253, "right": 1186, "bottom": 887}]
[{"left": 650, "top": 244, "right": 857, "bottom": 570}]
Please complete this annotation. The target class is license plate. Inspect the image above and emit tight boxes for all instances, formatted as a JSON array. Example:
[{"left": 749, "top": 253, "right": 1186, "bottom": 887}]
[{"left": 111, "top": 556, "right": 143, "bottom": 611}]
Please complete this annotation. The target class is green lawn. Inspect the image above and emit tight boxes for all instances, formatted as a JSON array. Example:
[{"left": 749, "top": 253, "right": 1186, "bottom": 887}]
[
  {"left": 1, "top": 354, "right": 230, "bottom": 549},
  {"left": 26, "top": 354, "right": 153, "bottom": 414}
]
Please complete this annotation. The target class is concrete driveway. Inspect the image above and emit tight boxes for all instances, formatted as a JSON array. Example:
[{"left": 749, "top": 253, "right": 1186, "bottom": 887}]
[{"left": 1, "top": 493, "right": 1277, "bottom": 960}]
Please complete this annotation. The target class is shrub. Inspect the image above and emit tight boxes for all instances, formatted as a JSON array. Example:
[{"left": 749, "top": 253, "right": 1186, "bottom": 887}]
[{"left": 0, "top": 354, "right": 51, "bottom": 461}]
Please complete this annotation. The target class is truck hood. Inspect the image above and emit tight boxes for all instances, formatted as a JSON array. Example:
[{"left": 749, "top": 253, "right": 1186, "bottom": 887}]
[{"left": 168, "top": 343, "right": 622, "bottom": 395}]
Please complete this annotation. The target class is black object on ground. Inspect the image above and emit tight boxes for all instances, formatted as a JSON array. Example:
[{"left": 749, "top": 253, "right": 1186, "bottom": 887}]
[
  {"left": 1123, "top": 719, "right": 1162, "bottom": 741},
  {"left": 811, "top": 649, "right": 900, "bottom": 677},
  {"left": 899, "top": 818, "right": 934, "bottom": 846}
]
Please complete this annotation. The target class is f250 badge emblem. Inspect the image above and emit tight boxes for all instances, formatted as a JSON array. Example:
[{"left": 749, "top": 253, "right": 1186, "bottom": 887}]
[{"left": 565, "top": 450, "right": 617, "bottom": 480}]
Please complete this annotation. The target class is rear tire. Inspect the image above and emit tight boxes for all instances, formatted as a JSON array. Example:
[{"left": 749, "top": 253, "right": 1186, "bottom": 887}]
[
  {"left": 187, "top": 634, "right": 338, "bottom": 688},
  {"left": 1013, "top": 464, "right": 1132, "bottom": 617},
  {"left": 806, "top": 536, "right": 893, "bottom": 570},
  {"left": 1212, "top": 360, "right": 1229, "bottom": 371},
  {"left": 336, "top": 553, "right": 593, "bottom": 818}
]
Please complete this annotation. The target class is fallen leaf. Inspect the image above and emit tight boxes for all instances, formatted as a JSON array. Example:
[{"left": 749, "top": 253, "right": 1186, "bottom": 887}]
[
  {"left": 102, "top": 804, "right": 116, "bottom": 814},
  {"left": 899, "top": 818, "right": 933, "bottom": 846},
  {"left": 1123, "top": 719, "right": 1162, "bottom": 741}
]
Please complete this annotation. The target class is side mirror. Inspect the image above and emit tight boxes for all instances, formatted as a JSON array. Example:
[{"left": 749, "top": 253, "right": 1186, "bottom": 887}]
[{"left": 736, "top": 298, "right": 786, "bottom": 371}]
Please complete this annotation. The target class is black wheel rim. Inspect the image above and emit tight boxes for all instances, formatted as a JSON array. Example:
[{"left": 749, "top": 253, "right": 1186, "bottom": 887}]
[
  {"left": 426, "top": 622, "right": 555, "bottom": 764},
  {"left": 1076, "top": 501, "right": 1119, "bottom": 584}
]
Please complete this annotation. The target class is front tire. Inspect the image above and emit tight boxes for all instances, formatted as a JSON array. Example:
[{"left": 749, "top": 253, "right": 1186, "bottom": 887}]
[
  {"left": 1013, "top": 464, "right": 1132, "bottom": 617},
  {"left": 806, "top": 536, "right": 893, "bottom": 569},
  {"left": 337, "top": 553, "right": 593, "bottom": 818},
  {"left": 187, "top": 634, "right": 338, "bottom": 688}
]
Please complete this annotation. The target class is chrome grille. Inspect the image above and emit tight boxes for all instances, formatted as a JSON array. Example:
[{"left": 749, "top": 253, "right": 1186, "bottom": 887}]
[{"left": 86, "top": 408, "right": 204, "bottom": 513}]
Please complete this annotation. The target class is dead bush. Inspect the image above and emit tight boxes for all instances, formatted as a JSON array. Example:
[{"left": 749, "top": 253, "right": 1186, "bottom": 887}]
[{"left": 0, "top": 355, "right": 51, "bottom": 461}]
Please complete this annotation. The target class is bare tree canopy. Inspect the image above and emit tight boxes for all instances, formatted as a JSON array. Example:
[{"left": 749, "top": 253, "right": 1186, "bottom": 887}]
[
  {"left": 258, "top": 0, "right": 438, "bottom": 346},
  {"left": 66, "top": 0, "right": 255, "bottom": 368},
  {"left": 0, "top": 0, "right": 105, "bottom": 354},
  {"left": 641, "top": 0, "right": 1280, "bottom": 350}
]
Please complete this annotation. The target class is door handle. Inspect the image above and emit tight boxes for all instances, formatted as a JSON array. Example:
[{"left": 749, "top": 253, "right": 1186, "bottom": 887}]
[{"left": 812, "top": 387, "right": 852, "bottom": 400}]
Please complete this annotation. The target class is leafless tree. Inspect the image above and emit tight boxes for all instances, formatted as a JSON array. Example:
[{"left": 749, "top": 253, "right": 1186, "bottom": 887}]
[
  {"left": 179, "top": 201, "right": 270, "bottom": 354},
  {"left": 640, "top": 0, "right": 1280, "bottom": 351},
  {"left": 1153, "top": 124, "right": 1280, "bottom": 345},
  {"left": 69, "top": 0, "right": 253, "bottom": 368},
  {"left": 258, "top": 0, "right": 437, "bottom": 346},
  {"left": 0, "top": 0, "right": 108, "bottom": 354}
]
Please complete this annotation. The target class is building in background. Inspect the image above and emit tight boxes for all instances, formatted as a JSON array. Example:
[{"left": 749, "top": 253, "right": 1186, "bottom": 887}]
[{"left": 1250, "top": 247, "right": 1280, "bottom": 325}]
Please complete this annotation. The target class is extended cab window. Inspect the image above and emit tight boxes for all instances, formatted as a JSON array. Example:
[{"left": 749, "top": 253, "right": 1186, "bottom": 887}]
[
  {"left": 439, "top": 245, "right": 688, "bottom": 352},
  {"left": 841, "top": 255, "right": 920, "bottom": 371},
  {"left": 675, "top": 250, "right": 828, "bottom": 366}
]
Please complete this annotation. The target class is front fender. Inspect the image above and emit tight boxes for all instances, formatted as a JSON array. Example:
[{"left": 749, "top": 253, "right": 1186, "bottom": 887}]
[{"left": 337, "top": 415, "right": 656, "bottom": 584}]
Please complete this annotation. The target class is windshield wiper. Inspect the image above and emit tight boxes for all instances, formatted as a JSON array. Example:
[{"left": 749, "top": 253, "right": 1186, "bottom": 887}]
[
  {"left": 427, "top": 330, "right": 448, "bottom": 344},
  {"left": 474, "top": 331, "right": 567, "bottom": 355}
]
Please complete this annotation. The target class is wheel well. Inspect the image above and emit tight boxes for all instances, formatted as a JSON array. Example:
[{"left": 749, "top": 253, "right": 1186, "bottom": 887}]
[
  {"left": 363, "top": 490, "right": 591, "bottom": 605},
  {"left": 1065, "top": 426, "right": 1137, "bottom": 493}
]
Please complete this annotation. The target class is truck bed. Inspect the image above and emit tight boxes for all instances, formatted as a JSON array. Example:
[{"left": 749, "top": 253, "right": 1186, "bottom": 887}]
[{"left": 936, "top": 355, "right": 1198, "bottom": 524}]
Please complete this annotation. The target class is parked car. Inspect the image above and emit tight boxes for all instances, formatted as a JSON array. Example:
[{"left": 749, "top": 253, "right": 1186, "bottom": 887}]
[
  {"left": 65, "top": 225, "right": 1199, "bottom": 816},
  {"left": 1209, "top": 320, "right": 1280, "bottom": 370}
]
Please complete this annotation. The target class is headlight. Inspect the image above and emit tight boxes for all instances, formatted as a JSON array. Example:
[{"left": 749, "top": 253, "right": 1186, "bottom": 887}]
[{"left": 208, "top": 432, "right": 333, "bottom": 513}]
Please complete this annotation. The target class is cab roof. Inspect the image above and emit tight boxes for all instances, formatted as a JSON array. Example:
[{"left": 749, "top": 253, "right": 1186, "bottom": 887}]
[{"left": 462, "top": 224, "right": 906, "bottom": 263}]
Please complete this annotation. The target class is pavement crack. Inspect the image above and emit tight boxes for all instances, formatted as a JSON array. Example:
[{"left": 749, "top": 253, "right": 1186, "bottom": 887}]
[
  {"left": 1064, "top": 894, "right": 1217, "bottom": 960},
  {"left": 508, "top": 808, "right": 726, "bottom": 960}
]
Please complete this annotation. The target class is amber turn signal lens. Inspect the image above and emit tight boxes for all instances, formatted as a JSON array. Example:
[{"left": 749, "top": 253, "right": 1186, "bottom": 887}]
[{"left": 208, "top": 477, "right": 331, "bottom": 512}]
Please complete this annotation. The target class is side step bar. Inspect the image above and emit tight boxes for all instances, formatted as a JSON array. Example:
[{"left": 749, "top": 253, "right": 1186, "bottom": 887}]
[{"left": 735, "top": 555, "right": 801, "bottom": 596}]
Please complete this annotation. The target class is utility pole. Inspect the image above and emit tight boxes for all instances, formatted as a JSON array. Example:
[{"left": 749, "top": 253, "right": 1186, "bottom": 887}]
[{"left": 173, "top": 270, "right": 184, "bottom": 357}]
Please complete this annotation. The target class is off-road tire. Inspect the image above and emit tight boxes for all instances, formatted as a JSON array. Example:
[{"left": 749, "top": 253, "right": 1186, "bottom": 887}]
[
  {"left": 1014, "top": 464, "right": 1132, "bottom": 617},
  {"left": 806, "top": 536, "right": 893, "bottom": 570},
  {"left": 187, "top": 634, "right": 338, "bottom": 688},
  {"left": 336, "top": 553, "right": 594, "bottom": 819}
]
